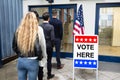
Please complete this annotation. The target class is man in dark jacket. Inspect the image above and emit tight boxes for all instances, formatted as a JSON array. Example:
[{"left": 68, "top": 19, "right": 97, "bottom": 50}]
[
  {"left": 49, "top": 10, "right": 63, "bottom": 69},
  {"left": 39, "top": 12, "right": 55, "bottom": 80}
]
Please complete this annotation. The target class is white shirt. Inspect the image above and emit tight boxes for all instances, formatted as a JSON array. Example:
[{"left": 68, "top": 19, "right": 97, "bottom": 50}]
[{"left": 38, "top": 26, "right": 47, "bottom": 67}]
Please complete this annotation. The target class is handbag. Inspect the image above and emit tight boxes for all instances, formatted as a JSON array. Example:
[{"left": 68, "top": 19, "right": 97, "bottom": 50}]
[{"left": 34, "top": 34, "right": 43, "bottom": 60}]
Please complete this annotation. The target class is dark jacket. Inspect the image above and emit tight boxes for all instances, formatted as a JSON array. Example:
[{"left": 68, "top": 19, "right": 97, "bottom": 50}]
[
  {"left": 49, "top": 18, "right": 63, "bottom": 40},
  {"left": 12, "top": 32, "right": 43, "bottom": 60},
  {"left": 12, "top": 32, "right": 20, "bottom": 56},
  {"left": 41, "top": 23, "right": 55, "bottom": 48}
]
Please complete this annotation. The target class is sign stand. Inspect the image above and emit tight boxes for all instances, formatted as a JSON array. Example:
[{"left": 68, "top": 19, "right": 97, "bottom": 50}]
[
  {"left": 96, "top": 69, "right": 98, "bottom": 80},
  {"left": 73, "top": 35, "right": 98, "bottom": 80}
]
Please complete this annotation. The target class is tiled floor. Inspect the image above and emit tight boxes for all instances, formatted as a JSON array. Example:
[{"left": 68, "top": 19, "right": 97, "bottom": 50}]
[{"left": 0, "top": 58, "right": 120, "bottom": 80}]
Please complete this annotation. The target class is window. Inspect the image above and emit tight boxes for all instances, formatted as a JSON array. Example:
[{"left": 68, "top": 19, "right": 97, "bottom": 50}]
[{"left": 95, "top": 3, "right": 120, "bottom": 58}]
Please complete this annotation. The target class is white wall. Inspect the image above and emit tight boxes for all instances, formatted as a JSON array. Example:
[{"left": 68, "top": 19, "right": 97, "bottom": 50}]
[{"left": 23, "top": 0, "right": 120, "bottom": 35}]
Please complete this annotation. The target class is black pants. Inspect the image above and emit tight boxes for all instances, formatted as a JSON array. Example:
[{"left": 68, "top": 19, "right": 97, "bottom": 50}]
[
  {"left": 38, "top": 67, "right": 43, "bottom": 80},
  {"left": 47, "top": 47, "right": 53, "bottom": 76},
  {"left": 38, "top": 47, "right": 53, "bottom": 80},
  {"left": 54, "top": 38, "right": 61, "bottom": 67}
]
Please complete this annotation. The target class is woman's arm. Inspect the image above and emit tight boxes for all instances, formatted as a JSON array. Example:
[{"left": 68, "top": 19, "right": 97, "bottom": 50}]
[
  {"left": 38, "top": 27, "right": 47, "bottom": 59},
  {"left": 12, "top": 32, "right": 20, "bottom": 55}
]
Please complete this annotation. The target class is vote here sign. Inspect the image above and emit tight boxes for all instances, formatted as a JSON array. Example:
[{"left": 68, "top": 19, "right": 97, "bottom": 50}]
[{"left": 74, "top": 35, "right": 98, "bottom": 69}]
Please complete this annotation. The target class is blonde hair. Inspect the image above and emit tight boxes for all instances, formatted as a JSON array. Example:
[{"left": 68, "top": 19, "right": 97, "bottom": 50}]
[{"left": 16, "top": 12, "right": 39, "bottom": 55}]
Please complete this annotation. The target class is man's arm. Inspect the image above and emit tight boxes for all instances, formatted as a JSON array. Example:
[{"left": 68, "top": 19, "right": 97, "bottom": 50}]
[
  {"left": 51, "top": 25, "right": 55, "bottom": 47},
  {"left": 59, "top": 21, "right": 63, "bottom": 40}
]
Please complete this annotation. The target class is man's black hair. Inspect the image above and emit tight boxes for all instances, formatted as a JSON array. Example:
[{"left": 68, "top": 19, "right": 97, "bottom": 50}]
[{"left": 42, "top": 12, "right": 50, "bottom": 21}]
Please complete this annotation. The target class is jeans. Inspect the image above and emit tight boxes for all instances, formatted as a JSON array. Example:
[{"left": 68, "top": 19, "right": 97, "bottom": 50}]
[
  {"left": 17, "top": 57, "right": 39, "bottom": 80},
  {"left": 54, "top": 38, "right": 61, "bottom": 67}
]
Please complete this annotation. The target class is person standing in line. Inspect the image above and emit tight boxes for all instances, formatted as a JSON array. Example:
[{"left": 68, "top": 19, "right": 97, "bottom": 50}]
[
  {"left": 40, "top": 12, "right": 55, "bottom": 80},
  {"left": 12, "top": 12, "right": 47, "bottom": 80},
  {"left": 31, "top": 10, "right": 47, "bottom": 80},
  {"left": 49, "top": 10, "right": 63, "bottom": 69}
]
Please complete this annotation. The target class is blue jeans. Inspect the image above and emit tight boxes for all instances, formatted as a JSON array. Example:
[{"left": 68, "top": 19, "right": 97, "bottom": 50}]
[
  {"left": 54, "top": 38, "right": 61, "bottom": 67},
  {"left": 17, "top": 57, "right": 39, "bottom": 80}
]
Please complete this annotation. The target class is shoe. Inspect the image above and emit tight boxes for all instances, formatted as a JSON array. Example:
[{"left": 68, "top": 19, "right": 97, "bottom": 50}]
[
  {"left": 47, "top": 74, "right": 55, "bottom": 79},
  {"left": 57, "top": 64, "right": 64, "bottom": 69}
]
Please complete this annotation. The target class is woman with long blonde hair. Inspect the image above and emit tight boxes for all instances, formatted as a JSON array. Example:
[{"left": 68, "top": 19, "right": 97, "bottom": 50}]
[{"left": 12, "top": 12, "right": 46, "bottom": 80}]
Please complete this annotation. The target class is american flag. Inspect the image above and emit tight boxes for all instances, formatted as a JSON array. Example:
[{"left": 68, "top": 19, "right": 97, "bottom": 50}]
[{"left": 73, "top": 4, "right": 85, "bottom": 35}]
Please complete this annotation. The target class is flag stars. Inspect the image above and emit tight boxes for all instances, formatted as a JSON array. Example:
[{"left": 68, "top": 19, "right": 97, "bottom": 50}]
[
  {"left": 80, "top": 38, "right": 83, "bottom": 41},
  {"left": 84, "top": 61, "right": 87, "bottom": 64},
  {"left": 93, "top": 38, "right": 97, "bottom": 42},
  {"left": 85, "top": 38, "right": 87, "bottom": 41},
  {"left": 75, "top": 60, "right": 97, "bottom": 66},
  {"left": 76, "top": 38, "right": 79, "bottom": 42},
  {"left": 89, "top": 38, "right": 92, "bottom": 41},
  {"left": 73, "top": 5, "right": 84, "bottom": 35},
  {"left": 75, "top": 36, "right": 97, "bottom": 43},
  {"left": 89, "top": 61, "right": 92, "bottom": 65},
  {"left": 75, "top": 61, "right": 78, "bottom": 64},
  {"left": 80, "top": 61, "right": 83, "bottom": 64},
  {"left": 93, "top": 62, "right": 96, "bottom": 65}
]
